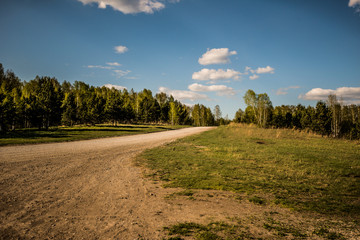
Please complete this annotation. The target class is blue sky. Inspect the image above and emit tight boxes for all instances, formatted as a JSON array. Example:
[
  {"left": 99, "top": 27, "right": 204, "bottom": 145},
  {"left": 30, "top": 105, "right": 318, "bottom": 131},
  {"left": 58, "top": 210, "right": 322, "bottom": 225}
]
[{"left": 1, "top": 0, "right": 360, "bottom": 118}]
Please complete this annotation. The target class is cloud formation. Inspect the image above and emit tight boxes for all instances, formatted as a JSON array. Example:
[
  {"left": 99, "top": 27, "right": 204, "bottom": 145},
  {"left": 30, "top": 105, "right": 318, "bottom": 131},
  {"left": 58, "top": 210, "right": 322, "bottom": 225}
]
[
  {"left": 113, "top": 69, "right": 131, "bottom": 78},
  {"left": 86, "top": 60, "right": 132, "bottom": 79},
  {"left": 188, "top": 83, "right": 236, "bottom": 96},
  {"left": 192, "top": 68, "right": 241, "bottom": 83},
  {"left": 255, "top": 66, "right": 275, "bottom": 74},
  {"left": 299, "top": 87, "right": 360, "bottom": 104},
  {"left": 114, "top": 45, "right": 128, "bottom": 54},
  {"left": 87, "top": 62, "right": 123, "bottom": 69},
  {"left": 244, "top": 66, "right": 275, "bottom": 80},
  {"left": 106, "top": 62, "right": 121, "bottom": 66},
  {"left": 158, "top": 87, "right": 210, "bottom": 102},
  {"left": 103, "top": 84, "right": 127, "bottom": 90},
  {"left": 276, "top": 86, "right": 300, "bottom": 95},
  {"left": 87, "top": 65, "right": 113, "bottom": 69},
  {"left": 77, "top": 0, "right": 166, "bottom": 14},
  {"left": 249, "top": 74, "right": 259, "bottom": 80},
  {"left": 198, "top": 48, "right": 237, "bottom": 65},
  {"left": 349, "top": 0, "right": 360, "bottom": 7}
]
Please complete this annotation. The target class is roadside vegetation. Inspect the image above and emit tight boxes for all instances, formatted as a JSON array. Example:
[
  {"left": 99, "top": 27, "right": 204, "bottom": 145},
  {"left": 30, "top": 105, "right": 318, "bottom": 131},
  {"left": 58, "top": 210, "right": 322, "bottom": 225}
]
[
  {"left": 0, "top": 124, "right": 189, "bottom": 146},
  {"left": 138, "top": 124, "right": 360, "bottom": 239}
]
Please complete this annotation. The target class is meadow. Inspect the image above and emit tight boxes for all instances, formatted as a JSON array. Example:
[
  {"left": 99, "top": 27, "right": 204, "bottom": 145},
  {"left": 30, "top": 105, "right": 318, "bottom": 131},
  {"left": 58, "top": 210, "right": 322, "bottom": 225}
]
[
  {"left": 0, "top": 124, "right": 189, "bottom": 146},
  {"left": 138, "top": 124, "right": 360, "bottom": 239}
]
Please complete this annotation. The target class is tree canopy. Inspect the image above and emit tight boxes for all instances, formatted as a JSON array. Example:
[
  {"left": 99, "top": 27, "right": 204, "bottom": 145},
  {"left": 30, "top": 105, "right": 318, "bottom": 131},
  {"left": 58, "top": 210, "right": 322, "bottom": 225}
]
[
  {"left": 0, "top": 63, "right": 215, "bottom": 132},
  {"left": 237, "top": 89, "right": 360, "bottom": 140}
]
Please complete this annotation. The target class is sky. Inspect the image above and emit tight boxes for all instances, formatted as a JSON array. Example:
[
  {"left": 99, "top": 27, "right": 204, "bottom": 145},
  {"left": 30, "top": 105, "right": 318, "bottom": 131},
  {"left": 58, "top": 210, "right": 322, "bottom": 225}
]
[{"left": 0, "top": 0, "right": 360, "bottom": 118}]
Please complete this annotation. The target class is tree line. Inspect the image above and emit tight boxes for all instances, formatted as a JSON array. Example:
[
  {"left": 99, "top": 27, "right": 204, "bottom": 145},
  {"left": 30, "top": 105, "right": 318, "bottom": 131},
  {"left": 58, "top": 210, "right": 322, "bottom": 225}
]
[
  {"left": 234, "top": 89, "right": 360, "bottom": 140},
  {"left": 0, "top": 63, "right": 216, "bottom": 132}
]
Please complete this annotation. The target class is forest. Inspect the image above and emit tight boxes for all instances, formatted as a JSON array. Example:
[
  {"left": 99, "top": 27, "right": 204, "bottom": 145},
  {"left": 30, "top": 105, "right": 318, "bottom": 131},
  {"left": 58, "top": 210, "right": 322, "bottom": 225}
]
[
  {"left": 0, "top": 63, "right": 215, "bottom": 132},
  {"left": 1, "top": 63, "right": 359, "bottom": 140},
  {"left": 234, "top": 89, "right": 360, "bottom": 140}
]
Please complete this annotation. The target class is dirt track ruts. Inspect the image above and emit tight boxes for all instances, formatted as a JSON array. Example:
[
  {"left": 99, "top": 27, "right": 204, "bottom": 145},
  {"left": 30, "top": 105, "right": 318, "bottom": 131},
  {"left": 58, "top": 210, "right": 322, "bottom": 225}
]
[{"left": 0, "top": 127, "right": 214, "bottom": 239}]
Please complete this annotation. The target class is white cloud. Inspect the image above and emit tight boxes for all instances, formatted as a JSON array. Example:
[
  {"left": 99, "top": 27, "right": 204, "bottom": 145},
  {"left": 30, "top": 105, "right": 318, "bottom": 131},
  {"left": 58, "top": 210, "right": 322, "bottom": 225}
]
[
  {"left": 87, "top": 65, "right": 113, "bottom": 70},
  {"left": 125, "top": 76, "right": 138, "bottom": 80},
  {"left": 244, "top": 66, "right": 252, "bottom": 75},
  {"left": 244, "top": 66, "right": 251, "bottom": 71},
  {"left": 86, "top": 61, "right": 132, "bottom": 79},
  {"left": 113, "top": 69, "right": 131, "bottom": 78},
  {"left": 87, "top": 62, "right": 122, "bottom": 68},
  {"left": 244, "top": 66, "right": 274, "bottom": 79},
  {"left": 103, "top": 84, "right": 127, "bottom": 90},
  {"left": 114, "top": 45, "right": 128, "bottom": 54},
  {"left": 299, "top": 87, "right": 360, "bottom": 104},
  {"left": 249, "top": 74, "right": 259, "bottom": 80},
  {"left": 300, "top": 88, "right": 335, "bottom": 100},
  {"left": 159, "top": 87, "right": 210, "bottom": 102},
  {"left": 77, "top": 0, "right": 166, "bottom": 14},
  {"left": 98, "top": 1, "right": 107, "bottom": 8},
  {"left": 276, "top": 86, "right": 300, "bottom": 95},
  {"left": 106, "top": 62, "right": 121, "bottom": 66},
  {"left": 188, "top": 83, "right": 236, "bottom": 96},
  {"left": 198, "top": 48, "right": 237, "bottom": 65},
  {"left": 349, "top": 0, "right": 360, "bottom": 7},
  {"left": 255, "top": 66, "right": 275, "bottom": 74},
  {"left": 192, "top": 68, "right": 241, "bottom": 83}
]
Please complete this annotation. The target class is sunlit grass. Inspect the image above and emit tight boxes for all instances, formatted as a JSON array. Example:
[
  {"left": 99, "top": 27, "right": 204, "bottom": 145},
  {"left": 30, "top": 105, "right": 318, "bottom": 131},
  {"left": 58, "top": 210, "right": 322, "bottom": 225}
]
[
  {"left": 138, "top": 123, "right": 360, "bottom": 217},
  {"left": 0, "top": 124, "right": 190, "bottom": 146}
]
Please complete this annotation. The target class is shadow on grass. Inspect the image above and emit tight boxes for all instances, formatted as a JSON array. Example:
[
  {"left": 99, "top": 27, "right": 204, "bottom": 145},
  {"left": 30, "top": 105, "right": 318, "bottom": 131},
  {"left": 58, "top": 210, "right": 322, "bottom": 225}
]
[
  {"left": 0, "top": 125, "right": 175, "bottom": 140},
  {"left": 58, "top": 128, "right": 144, "bottom": 133},
  {"left": 0, "top": 131, "right": 70, "bottom": 139}
]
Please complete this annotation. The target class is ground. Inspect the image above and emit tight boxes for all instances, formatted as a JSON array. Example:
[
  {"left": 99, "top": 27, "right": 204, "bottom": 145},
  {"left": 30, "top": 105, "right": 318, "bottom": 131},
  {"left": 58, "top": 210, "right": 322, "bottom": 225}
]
[{"left": 0, "top": 127, "right": 358, "bottom": 239}]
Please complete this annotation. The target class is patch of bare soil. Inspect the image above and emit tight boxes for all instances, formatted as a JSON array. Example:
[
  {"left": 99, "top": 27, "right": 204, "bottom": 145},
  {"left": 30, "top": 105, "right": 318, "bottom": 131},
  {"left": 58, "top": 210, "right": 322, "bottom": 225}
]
[
  {"left": 0, "top": 127, "right": 358, "bottom": 239},
  {"left": 157, "top": 190, "right": 360, "bottom": 239}
]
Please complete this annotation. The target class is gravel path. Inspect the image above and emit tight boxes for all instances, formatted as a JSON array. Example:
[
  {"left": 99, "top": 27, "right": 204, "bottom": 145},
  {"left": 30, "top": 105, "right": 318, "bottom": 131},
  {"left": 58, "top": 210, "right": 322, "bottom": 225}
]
[{"left": 0, "top": 127, "right": 214, "bottom": 239}]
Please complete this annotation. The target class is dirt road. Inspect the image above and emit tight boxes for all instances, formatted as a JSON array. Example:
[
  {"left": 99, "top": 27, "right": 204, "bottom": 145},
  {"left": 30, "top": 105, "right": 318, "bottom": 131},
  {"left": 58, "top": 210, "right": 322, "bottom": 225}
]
[{"left": 0, "top": 127, "right": 217, "bottom": 239}]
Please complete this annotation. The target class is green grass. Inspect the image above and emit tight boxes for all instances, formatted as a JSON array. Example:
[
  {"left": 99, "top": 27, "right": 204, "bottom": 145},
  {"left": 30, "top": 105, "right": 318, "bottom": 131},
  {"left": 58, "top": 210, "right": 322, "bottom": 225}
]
[
  {"left": 163, "top": 221, "right": 261, "bottom": 240},
  {"left": 263, "top": 217, "right": 307, "bottom": 238},
  {"left": 313, "top": 227, "right": 346, "bottom": 240},
  {"left": 163, "top": 218, "right": 351, "bottom": 240},
  {"left": 0, "top": 124, "right": 190, "bottom": 146},
  {"left": 248, "top": 196, "right": 266, "bottom": 205},
  {"left": 138, "top": 124, "right": 360, "bottom": 217}
]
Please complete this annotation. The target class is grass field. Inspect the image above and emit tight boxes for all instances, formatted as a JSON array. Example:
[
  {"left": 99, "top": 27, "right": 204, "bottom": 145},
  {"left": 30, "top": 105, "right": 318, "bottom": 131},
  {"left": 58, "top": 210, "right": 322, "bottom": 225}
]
[
  {"left": 138, "top": 124, "right": 360, "bottom": 239},
  {"left": 0, "top": 124, "right": 189, "bottom": 146}
]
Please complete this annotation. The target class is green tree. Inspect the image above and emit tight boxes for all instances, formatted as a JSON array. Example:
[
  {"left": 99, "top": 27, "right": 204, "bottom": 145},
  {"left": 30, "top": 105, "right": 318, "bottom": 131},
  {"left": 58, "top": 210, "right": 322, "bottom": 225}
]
[
  {"left": 156, "top": 92, "right": 170, "bottom": 123},
  {"left": 257, "top": 93, "right": 272, "bottom": 127},
  {"left": 327, "top": 94, "right": 342, "bottom": 137},
  {"left": 214, "top": 105, "right": 222, "bottom": 125},
  {"left": 243, "top": 106, "right": 256, "bottom": 124},
  {"left": 105, "top": 88, "right": 123, "bottom": 125},
  {"left": 0, "top": 92, "right": 15, "bottom": 131},
  {"left": 169, "top": 101, "right": 178, "bottom": 125},
  {"left": 233, "top": 108, "right": 244, "bottom": 123},
  {"left": 314, "top": 101, "right": 331, "bottom": 136},
  {"left": 87, "top": 87, "right": 106, "bottom": 125},
  {"left": 122, "top": 89, "right": 135, "bottom": 123},
  {"left": 243, "top": 89, "right": 257, "bottom": 122},
  {"left": 0, "top": 67, "right": 23, "bottom": 131},
  {"left": 243, "top": 90, "right": 272, "bottom": 127},
  {"left": 73, "top": 81, "right": 90, "bottom": 124},
  {"left": 192, "top": 104, "right": 201, "bottom": 126},
  {"left": 61, "top": 91, "right": 77, "bottom": 126}
]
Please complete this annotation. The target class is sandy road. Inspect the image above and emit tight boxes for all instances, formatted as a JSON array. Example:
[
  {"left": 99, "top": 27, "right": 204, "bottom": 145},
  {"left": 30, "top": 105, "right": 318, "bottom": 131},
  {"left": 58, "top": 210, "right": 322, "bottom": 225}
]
[{"left": 0, "top": 127, "right": 214, "bottom": 239}]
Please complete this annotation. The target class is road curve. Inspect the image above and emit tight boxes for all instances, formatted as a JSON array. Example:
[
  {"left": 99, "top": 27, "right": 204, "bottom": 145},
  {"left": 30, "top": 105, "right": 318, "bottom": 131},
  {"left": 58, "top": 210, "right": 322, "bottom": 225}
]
[{"left": 0, "top": 127, "right": 214, "bottom": 239}]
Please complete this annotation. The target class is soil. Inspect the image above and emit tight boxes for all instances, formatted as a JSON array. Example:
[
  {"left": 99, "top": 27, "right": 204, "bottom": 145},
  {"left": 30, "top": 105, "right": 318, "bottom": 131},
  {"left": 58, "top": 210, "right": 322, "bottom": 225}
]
[{"left": 0, "top": 127, "right": 358, "bottom": 240}]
